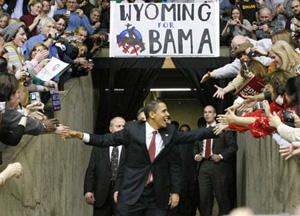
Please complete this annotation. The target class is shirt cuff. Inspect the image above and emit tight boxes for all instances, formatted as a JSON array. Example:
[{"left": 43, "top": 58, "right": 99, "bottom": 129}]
[
  {"left": 218, "top": 154, "right": 223, "bottom": 160},
  {"left": 82, "top": 133, "right": 90, "bottom": 143}
]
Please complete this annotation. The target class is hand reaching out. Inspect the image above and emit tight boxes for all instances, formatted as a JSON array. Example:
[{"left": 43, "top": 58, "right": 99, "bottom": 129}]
[
  {"left": 168, "top": 193, "right": 180, "bottom": 209},
  {"left": 268, "top": 112, "right": 282, "bottom": 128},
  {"left": 200, "top": 71, "right": 212, "bottom": 83},
  {"left": 213, "top": 123, "right": 229, "bottom": 135},
  {"left": 213, "top": 84, "right": 226, "bottom": 99},
  {"left": 279, "top": 142, "right": 300, "bottom": 160}
]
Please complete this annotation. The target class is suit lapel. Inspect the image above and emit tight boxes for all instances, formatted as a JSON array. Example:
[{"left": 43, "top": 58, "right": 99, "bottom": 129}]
[{"left": 137, "top": 123, "right": 150, "bottom": 160}]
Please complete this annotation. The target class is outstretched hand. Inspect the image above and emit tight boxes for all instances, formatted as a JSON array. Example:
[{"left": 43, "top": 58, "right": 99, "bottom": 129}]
[
  {"left": 61, "top": 130, "right": 83, "bottom": 140},
  {"left": 213, "top": 123, "right": 229, "bottom": 135},
  {"left": 200, "top": 71, "right": 211, "bottom": 83},
  {"left": 217, "top": 109, "right": 236, "bottom": 125},
  {"left": 213, "top": 85, "right": 226, "bottom": 99},
  {"left": 268, "top": 112, "right": 282, "bottom": 128},
  {"left": 279, "top": 142, "right": 300, "bottom": 160},
  {"left": 236, "top": 95, "right": 257, "bottom": 112}
]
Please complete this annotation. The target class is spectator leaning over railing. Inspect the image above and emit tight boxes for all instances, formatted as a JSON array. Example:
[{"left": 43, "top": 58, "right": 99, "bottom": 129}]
[
  {"left": 0, "top": 72, "right": 68, "bottom": 137},
  {"left": 200, "top": 35, "right": 272, "bottom": 88},
  {"left": 212, "top": 40, "right": 298, "bottom": 100}
]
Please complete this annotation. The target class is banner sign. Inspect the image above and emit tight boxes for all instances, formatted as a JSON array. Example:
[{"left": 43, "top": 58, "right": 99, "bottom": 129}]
[{"left": 110, "top": 1, "right": 220, "bottom": 57}]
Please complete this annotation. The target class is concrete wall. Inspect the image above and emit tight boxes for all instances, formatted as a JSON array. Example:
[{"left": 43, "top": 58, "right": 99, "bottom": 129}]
[
  {"left": 165, "top": 99, "right": 203, "bottom": 129},
  {"left": 237, "top": 132, "right": 300, "bottom": 214},
  {"left": 0, "top": 75, "right": 94, "bottom": 216}
]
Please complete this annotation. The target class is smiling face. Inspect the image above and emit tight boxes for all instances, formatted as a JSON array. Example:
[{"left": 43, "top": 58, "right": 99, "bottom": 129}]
[
  {"left": 231, "top": 8, "right": 240, "bottom": 20},
  {"left": 90, "top": 10, "right": 100, "bottom": 23},
  {"left": 30, "top": 2, "right": 42, "bottom": 16},
  {"left": 56, "top": 18, "right": 66, "bottom": 33},
  {"left": 148, "top": 102, "right": 170, "bottom": 129},
  {"left": 13, "top": 27, "right": 27, "bottom": 47},
  {"left": 0, "top": 16, "right": 9, "bottom": 29},
  {"left": 75, "top": 29, "right": 88, "bottom": 43}
]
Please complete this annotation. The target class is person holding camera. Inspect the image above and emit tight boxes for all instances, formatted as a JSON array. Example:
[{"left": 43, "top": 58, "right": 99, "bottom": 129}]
[
  {"left": 269, "top": 76, "right": 300, "bottom": 142},
  {"left": 0, "top": 72, "right": 68, "bottom": 141},
  {"left": 252, "top": 7, "right": 279, "bottom": 40},
  {"left": 286, "top": 0, "right": 300, "bottom": 32},
  {"left": 221, "top": 7, "right": 253, "bottom": 39}
]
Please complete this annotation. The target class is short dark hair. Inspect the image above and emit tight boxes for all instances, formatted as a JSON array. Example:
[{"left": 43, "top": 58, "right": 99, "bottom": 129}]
[
  {"left": 144, "top": 100, "right": 164, "bottom": 119},
  {"left": 0, "top": 72, "right": 18, "bottom": 102},
  {"left": 136, "top": 107, "right": 144, "bottom": 118},
  {"left": 53, "top": 14, "right": 69, "bottom": 25},
  {"left": 179, "top": 124, "right": 191, "bottom": 132}
]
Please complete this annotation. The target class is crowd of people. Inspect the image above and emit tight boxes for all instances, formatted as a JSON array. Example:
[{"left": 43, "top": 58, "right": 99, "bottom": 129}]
[{"left": 1, "top": 0, "right": 300, "bottom": 215}]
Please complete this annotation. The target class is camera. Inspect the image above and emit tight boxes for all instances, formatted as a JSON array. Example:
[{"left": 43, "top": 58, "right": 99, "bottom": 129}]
[
  {"left": 92, "top": 32, "right": 109, "bottom": 47},
  {"left": 23, "top": 69, "right": 32, "bottom": 87},
  {"left": 29, "top": 92, "right": 41, "bottom": 104},
  {"left": 247, "top": 50, "right": 257, "bottom": 58},
  {"left": 282, "top": 110, "right": 295, "bottom": 127},
  {"left": 48, "top": 32, "right": 59, "bottom": 40}
]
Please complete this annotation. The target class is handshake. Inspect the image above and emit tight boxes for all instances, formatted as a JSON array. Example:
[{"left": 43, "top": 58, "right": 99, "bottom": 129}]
[{"left": 56, "top": 128, "right": 85, "bottom": 140}]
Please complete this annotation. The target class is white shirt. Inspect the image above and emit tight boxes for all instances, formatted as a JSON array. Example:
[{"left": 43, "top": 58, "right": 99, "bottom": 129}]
[
  {"left": 11, "top": 0, "right": 24, "bottom": 19},
  {"left": 109, "top": 146, "right": 122, "bottom": 164},
  {"left": 145, "top": 122, "right": 164, "bottom": 158}
]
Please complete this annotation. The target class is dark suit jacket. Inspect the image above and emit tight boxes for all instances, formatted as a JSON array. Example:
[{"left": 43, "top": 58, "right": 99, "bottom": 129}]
[
  {"left": 85, "top": 121, "right": 215, "bottom": 209},
  {"left": 84, "top": 146, "right": 125, "bottom": 207},
  {"left": 194, "top": 131, "right": 237, "bottom": 163}
]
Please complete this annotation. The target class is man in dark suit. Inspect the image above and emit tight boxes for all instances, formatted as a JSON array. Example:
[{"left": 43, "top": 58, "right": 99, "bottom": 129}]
[
  {"left": 84, "top": 116, "right": 126, "bottom": 216},
  {"left": 67, "top": 100, "right": 216, "bottom": 216},
  {"left": 194, "top": 105, "right": 237, "bottom": 216}
]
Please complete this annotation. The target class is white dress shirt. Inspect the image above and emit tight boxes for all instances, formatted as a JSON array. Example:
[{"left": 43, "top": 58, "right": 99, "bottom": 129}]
[
  {"left": 109, "top": 146, "right": 123, "bottom": 164},
  {"left": 201, "top": 123, "right": 216, "bottom": 158},
  {"left": 145, "top": 122, "right": 164, "bottom": 158},
  {"left": 82, "top": 122, "right": 164, "bottom": 158}
]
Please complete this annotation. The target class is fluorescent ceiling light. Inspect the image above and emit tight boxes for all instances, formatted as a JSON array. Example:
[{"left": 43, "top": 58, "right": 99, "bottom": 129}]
[
  {"left": 150, "top": 88, "right": 194, "bottom": 92},
  {"left": 104, "top": 88, "right": 196, "bottom": 92}
]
